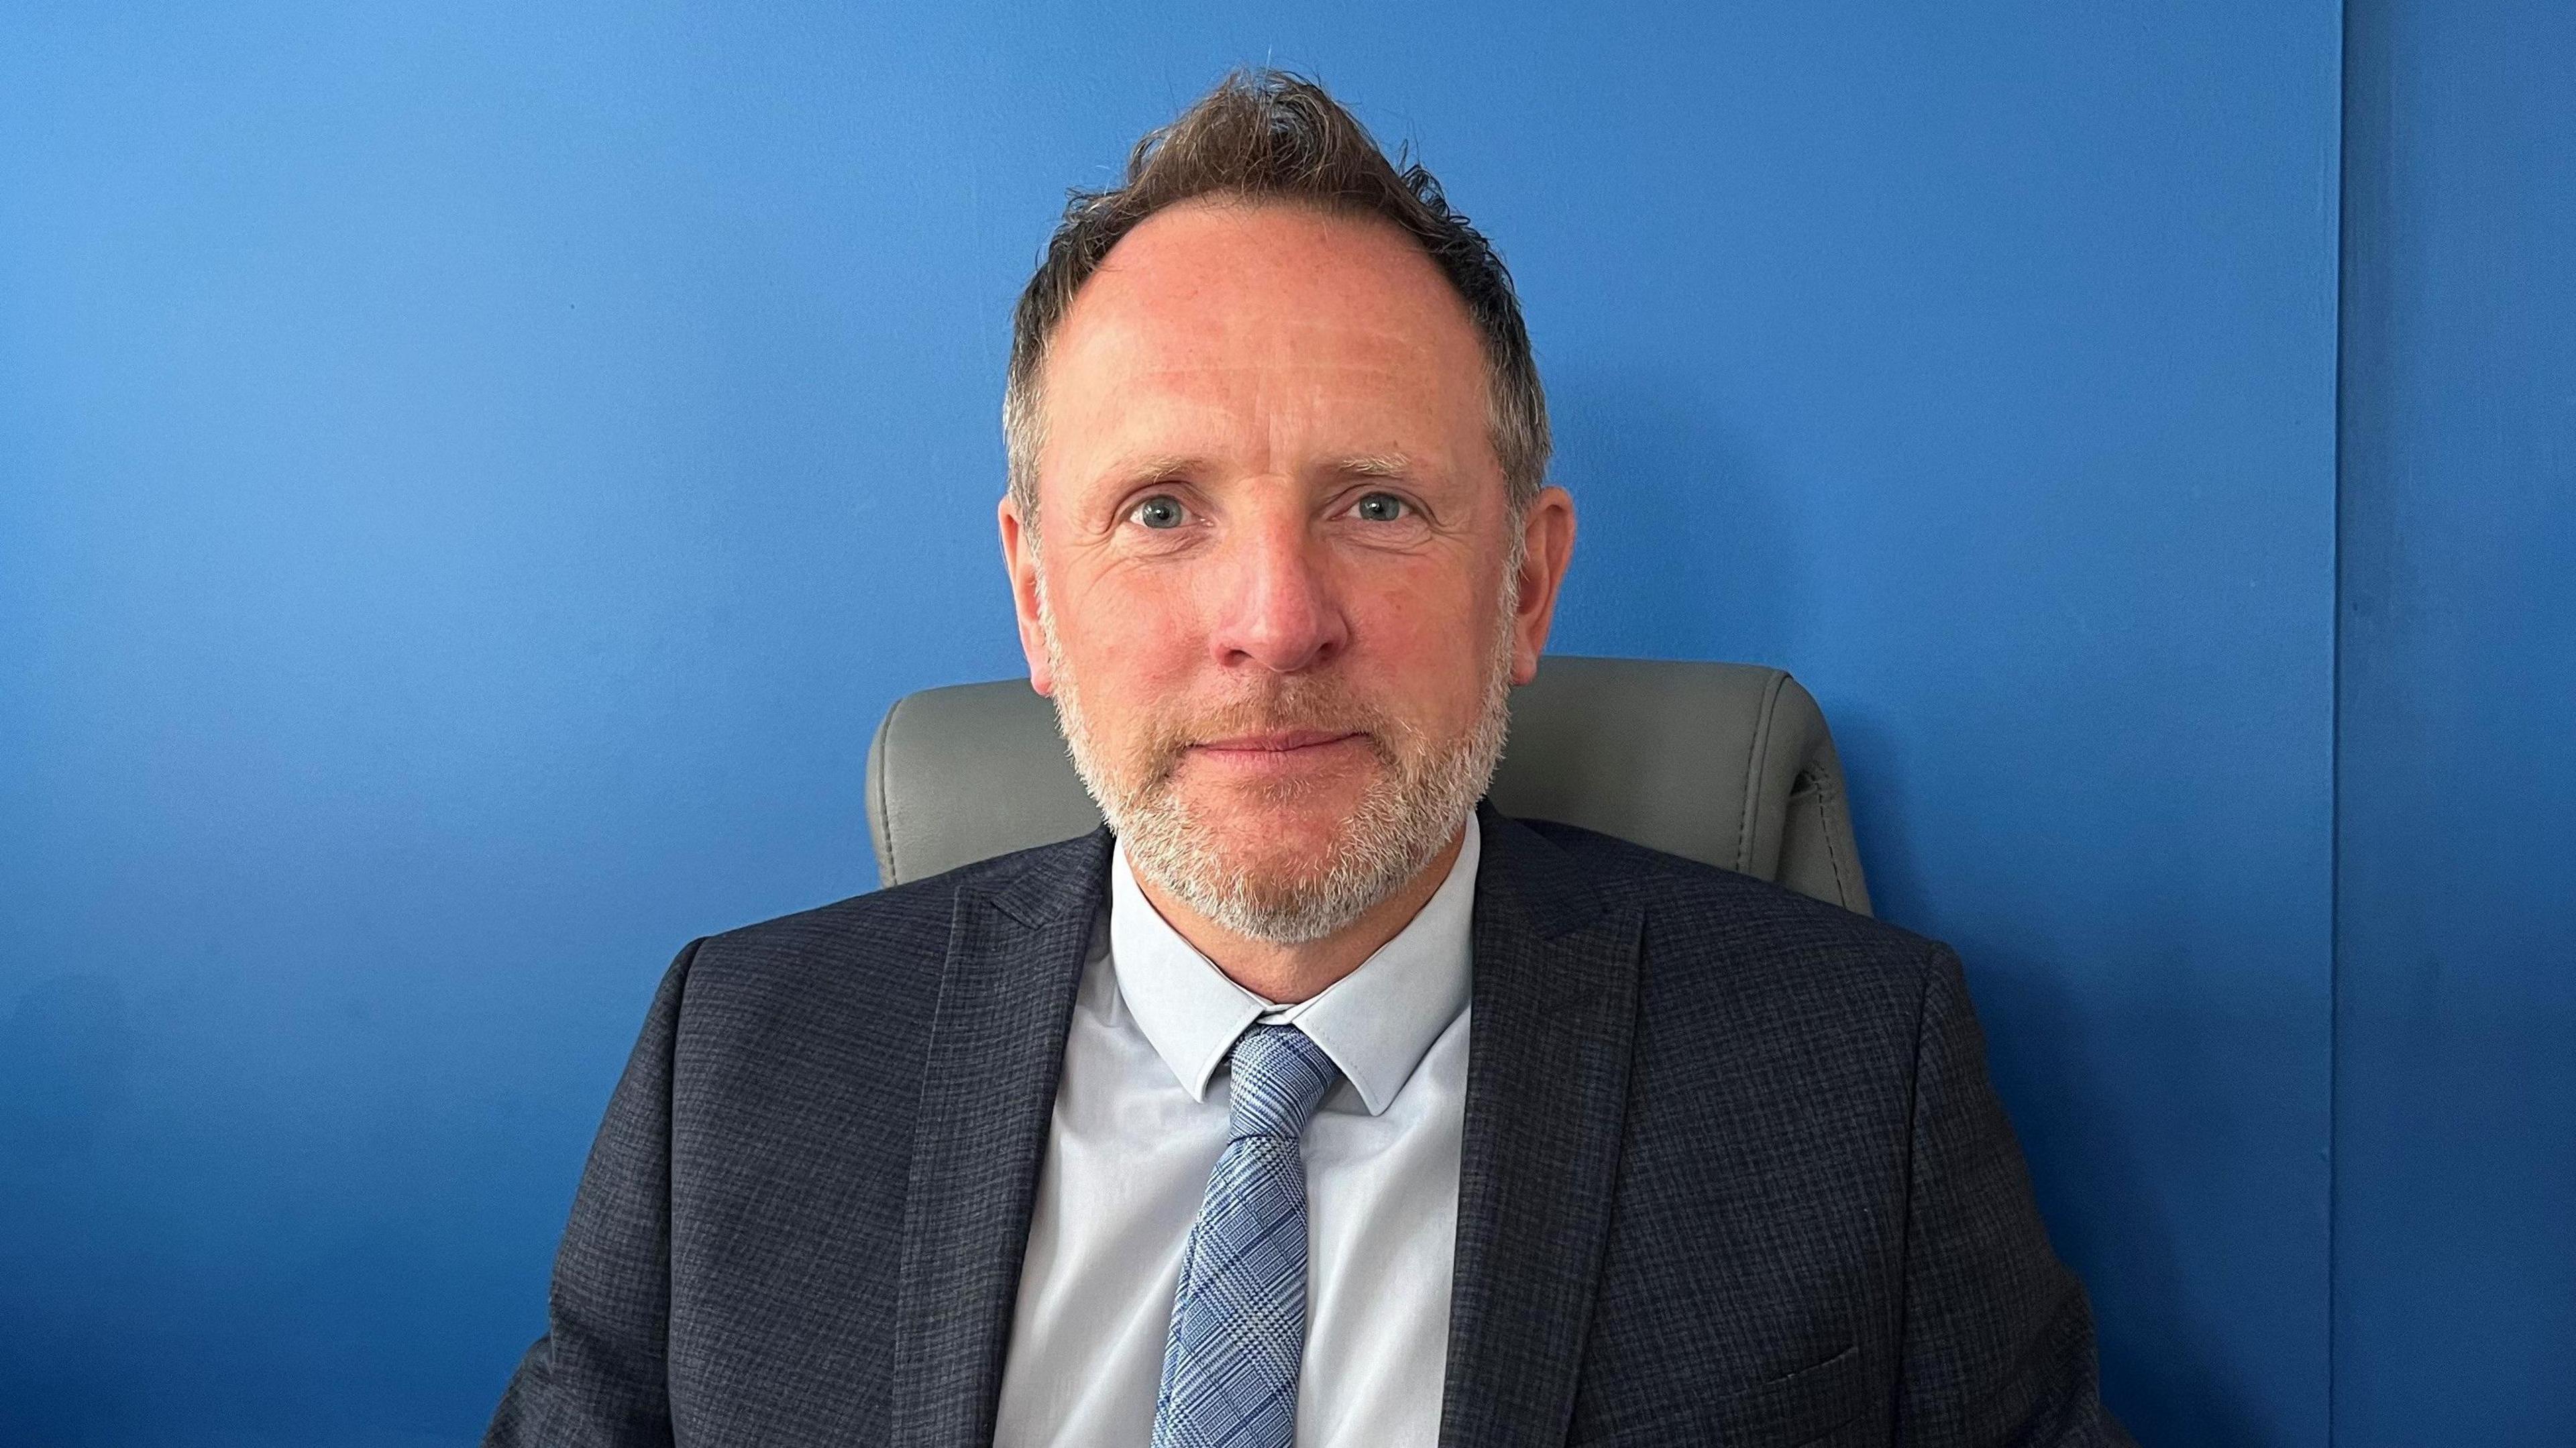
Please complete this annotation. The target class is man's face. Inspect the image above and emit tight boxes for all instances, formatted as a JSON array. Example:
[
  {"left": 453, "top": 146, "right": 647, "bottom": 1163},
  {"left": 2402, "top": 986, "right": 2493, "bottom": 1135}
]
[{"left": 1000, "top": 200, "right": 1573, "bottom": 941}]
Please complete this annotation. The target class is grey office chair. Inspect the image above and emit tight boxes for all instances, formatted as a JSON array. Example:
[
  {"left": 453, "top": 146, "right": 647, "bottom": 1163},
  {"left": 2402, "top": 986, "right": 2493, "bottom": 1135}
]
[{"left": 866, "top": 655, "right": 1872, "bottom": 915}]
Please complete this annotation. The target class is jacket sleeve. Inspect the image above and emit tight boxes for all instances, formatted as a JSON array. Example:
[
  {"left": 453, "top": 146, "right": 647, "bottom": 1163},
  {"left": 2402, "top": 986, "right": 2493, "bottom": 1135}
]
[
  {"left": 1896, "top": 945, "right": 2135, "bottom": 1447},
  {"left": 484, "top": 941, "right": 700, "bottom": 1448}
]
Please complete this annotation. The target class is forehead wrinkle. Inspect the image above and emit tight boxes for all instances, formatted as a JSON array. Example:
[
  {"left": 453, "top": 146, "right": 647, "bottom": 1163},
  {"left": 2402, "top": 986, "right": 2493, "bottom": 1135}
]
[
  {"left": 1065, "top": 325, "right": 1457, "bottom": 392},
  {"left": 1056, "top": 361, "right": 1458, "bottom": 481}
]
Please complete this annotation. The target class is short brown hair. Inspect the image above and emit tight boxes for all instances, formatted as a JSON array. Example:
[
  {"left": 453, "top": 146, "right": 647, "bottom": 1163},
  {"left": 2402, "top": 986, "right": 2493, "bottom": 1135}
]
[{"left": 1004, "top": 70, "right": 1550, "bottom": 519}]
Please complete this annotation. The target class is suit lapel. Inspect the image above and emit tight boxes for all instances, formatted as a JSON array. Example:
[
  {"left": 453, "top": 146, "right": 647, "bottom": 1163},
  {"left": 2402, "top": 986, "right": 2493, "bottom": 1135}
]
[
  {"left": 888, "top": 830, "right": 1110, "bottom": 1448},
  {"left": 1441, "top": 806, "right": 1645, "bottom": 1448}
]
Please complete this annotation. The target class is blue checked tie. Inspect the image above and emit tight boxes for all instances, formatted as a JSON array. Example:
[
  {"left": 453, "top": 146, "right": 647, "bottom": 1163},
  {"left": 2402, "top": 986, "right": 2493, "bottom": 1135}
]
[{"left": 1150, "top": 1023, "right": 1341, "bottom": 1448}]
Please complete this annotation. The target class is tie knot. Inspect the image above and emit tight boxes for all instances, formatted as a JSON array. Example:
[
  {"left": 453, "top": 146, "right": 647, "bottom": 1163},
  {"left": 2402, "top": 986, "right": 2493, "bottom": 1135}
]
[{"left": 1224, "top": 1024, "right": 1338, "bottom": 1141}]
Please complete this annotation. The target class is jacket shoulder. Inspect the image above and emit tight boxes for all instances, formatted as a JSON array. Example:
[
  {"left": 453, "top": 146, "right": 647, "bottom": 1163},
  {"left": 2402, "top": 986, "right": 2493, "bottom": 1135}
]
[
  {"left": 676, "top": 832, "right": 1104, "bottom": 1045},
  {"left": 1514, "top": 814, "right": 1937, "bottom": 968},
  {"left": 1504, "top": 814, "right": 1948, "bottom": 1076}
]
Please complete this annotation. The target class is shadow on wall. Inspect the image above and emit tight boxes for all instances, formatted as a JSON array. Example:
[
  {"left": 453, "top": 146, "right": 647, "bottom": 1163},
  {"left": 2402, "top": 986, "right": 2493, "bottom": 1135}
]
[
  {"left": 1833, "top": 708, "right": 2271, "bottom": 1447},
  {"left": 1541, "top": 366, "right": 1809, "bottom": 664}
]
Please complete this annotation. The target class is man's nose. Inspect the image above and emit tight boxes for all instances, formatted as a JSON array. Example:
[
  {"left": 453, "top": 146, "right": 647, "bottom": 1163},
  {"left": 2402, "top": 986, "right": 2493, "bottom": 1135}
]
[{"left": 1208, "top": 514, "right": 1349, "bottom": 673}]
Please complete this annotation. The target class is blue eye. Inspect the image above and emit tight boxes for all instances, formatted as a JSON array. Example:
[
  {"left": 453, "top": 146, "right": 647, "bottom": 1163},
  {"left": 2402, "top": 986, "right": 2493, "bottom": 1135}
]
[
  {"left": 1132, "top": 496, "right": 1187, "bottom": 529},
  {"left": 1353, "top": 492, "right": 1408, "bottom": 522}
]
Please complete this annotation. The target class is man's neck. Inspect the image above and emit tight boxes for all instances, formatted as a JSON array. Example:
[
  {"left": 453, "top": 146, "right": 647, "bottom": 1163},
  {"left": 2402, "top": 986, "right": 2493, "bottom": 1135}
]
[{"left": 1132, "top": 822, "right": 1469, "bottom": 1004}]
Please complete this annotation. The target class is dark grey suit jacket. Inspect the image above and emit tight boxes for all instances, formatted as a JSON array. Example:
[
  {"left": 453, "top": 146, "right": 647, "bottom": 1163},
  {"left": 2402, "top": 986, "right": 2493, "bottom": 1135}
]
[{"left": 488, "top": 804, "right": 2131, "bottom": 1446}]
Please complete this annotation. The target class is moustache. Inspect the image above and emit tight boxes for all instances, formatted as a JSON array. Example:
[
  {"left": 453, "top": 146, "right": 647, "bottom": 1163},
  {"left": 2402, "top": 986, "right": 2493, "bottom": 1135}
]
[{"left": 1134, "top": 683, "right": 1403, "bottom": 765}]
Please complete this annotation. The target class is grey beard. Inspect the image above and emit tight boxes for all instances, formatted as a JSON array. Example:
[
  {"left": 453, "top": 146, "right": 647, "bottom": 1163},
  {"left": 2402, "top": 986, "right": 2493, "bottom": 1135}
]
[{"left": 1038, "top": 592, "right": 1515, "bottom": 946}]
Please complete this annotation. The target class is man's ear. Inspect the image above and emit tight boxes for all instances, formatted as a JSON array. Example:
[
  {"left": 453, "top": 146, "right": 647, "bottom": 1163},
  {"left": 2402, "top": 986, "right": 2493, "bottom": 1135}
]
[
  {"left": 998, "top": 494, "right": 1055, "bottom": 695},
  {"left": 1508, "top": 485, "right": 1577, "bottom": 686}
]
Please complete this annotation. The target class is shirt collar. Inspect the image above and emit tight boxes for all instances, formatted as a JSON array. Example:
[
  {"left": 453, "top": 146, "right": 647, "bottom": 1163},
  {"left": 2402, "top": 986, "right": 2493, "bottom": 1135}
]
[{"left": 1108, "top": 812, "right": 1479, "bottom": 1117}]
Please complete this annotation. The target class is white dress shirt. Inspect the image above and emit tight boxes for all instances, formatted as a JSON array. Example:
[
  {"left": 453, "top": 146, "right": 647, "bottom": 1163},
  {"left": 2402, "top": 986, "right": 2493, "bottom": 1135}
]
[{"left": 993, "top": 814, "right": 1481, "bottom": 1448}]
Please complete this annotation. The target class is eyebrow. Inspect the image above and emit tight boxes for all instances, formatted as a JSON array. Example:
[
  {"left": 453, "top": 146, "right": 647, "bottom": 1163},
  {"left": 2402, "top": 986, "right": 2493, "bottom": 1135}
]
[
  {"left": 1334, "top": 453, "right": 1415, "bottom": 480},
  {"left": 1099, "top": 455, "right": 1201, "bottom": 491}
]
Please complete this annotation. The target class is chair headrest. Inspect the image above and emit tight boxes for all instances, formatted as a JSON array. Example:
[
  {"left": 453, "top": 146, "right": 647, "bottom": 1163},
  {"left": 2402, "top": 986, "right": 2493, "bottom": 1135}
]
[{"left": 866, "top": 655, "right": 1870, "bottom": 914}]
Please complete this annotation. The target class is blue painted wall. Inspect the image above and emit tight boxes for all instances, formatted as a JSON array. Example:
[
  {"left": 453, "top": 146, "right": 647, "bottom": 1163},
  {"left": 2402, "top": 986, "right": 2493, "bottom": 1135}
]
[
  {"left": 0, "top": 3, "right": 2385, "bottom": 1443},
  {"left": 2334, "top": 1, "right": 2576, "bottom": 1443}
]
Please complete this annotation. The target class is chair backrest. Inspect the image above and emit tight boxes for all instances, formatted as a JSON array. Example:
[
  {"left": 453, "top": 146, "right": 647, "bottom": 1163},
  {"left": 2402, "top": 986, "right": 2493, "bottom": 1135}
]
[{"left": 866, "top": 655, "right": 1872, "bottom": 915}]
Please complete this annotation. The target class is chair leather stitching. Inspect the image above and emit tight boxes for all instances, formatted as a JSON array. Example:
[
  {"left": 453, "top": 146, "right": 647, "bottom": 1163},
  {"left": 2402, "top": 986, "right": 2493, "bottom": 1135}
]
[
  {"left": 1805, "top": 761, "right": 1856, "bottom": 909},
  {"left": 875, "top": 693, "right": 906, "bottom": 885},
  {"left": 1736, "top": 671, "right": 1788, "bottom": 876}
]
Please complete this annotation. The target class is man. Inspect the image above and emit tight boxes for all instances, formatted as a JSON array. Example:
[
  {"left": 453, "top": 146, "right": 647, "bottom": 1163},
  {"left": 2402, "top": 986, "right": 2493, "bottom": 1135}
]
[{"left": 488, "top": 72, "right": 2131, "bottom": 1447}]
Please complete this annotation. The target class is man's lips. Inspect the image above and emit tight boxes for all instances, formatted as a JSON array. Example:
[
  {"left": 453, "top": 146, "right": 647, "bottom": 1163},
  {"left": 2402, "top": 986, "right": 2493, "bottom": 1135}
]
[{"left": 1189, "top": 729, "right": 1365, "bottom": 754}]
